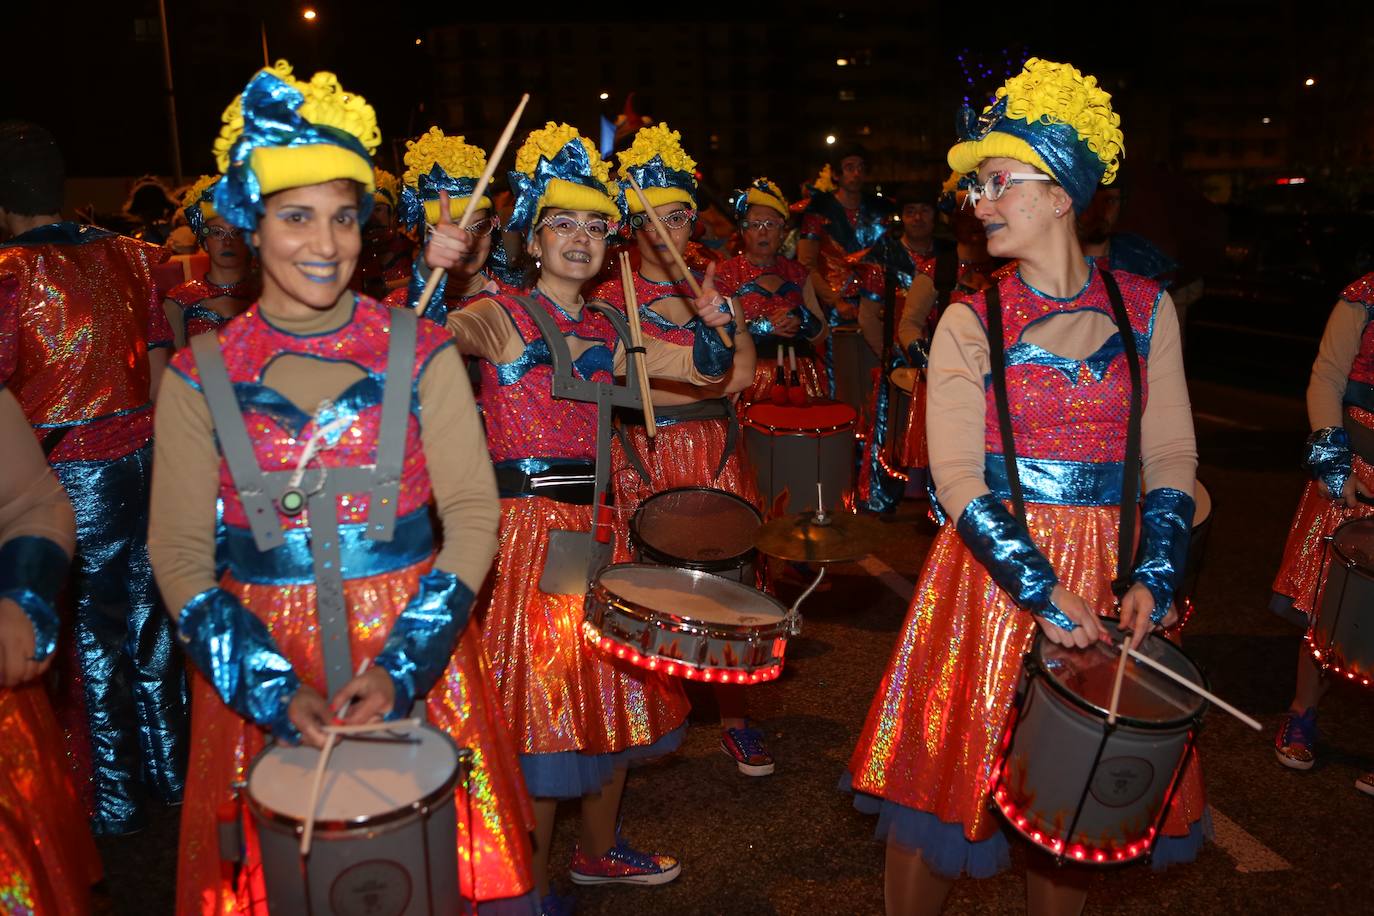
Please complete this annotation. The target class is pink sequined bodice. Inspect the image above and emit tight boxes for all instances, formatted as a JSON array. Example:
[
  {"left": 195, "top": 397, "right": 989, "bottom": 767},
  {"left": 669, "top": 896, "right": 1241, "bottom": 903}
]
[
  {"left": 169, "top": 296, "right": 450, "bottom": 528},
  {"left": 714, "top": 255, "right": 808, "bottom": 323},
  {"left": 591, "top": 272, "right": 698, "bottom": 346},
  {"left": 478, "top": 291, "right": 616, "bottom": 463},
  {"left": 1341, "top": 274, "right": 1374, "bottom": 387},
  {"left": 962, "top": 267, "right": 1163, "bottom": 464}
]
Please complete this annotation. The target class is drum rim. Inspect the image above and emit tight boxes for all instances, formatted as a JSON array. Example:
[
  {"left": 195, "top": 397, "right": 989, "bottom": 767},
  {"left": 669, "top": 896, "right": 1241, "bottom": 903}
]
[
  {"left": 1328, "top": 516, "right": 1374, "bottom": 572},
  {"left": 630, "top": 486, "right": 762, "bottom": 571},
  {"left": 1028, "top": 618, "right": 1209, "bottom": 730},
  {"left": 590, "top": 562, "right": 789, "bottom": 636},
  {"left": 741, "top": 417, "right": 857, "bottom": 435},
  {"left": 245, "top": 724, "right": 464, "bottom": 834}
]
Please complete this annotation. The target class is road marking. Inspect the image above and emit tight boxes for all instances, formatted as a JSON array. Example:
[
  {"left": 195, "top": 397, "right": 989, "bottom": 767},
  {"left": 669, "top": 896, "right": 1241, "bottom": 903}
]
[
  {"left": 1194, "top": 411, "right": 1265, "bottom": 431},
  {"left": 857, "top": 556, "right": 915, "bottom": 601},
  {"left": 1209, "top": 808, "right": 1291, "bottom": 873}
]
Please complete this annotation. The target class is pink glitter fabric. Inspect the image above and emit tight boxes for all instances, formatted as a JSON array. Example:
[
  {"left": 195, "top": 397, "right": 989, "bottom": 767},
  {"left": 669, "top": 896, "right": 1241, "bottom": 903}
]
[
  {"left": 714, "top": 254, "right": 810, "bottom": 325},
  {"left": 1339, "top": 273, "right": 1374, "bottom": 387},
  {"left": 167, "top": 296, "right": 449, "bottom": 527},
  {"left": 165, "top": 278, "right": 255, "bottom": 339},
  {"left": 590, "top": 270, "right": 699, "bottom": 347}
]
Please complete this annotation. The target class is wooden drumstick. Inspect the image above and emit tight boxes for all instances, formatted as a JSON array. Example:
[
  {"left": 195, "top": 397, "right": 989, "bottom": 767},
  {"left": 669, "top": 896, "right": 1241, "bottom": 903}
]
[
  {"left": 625, "top": 174, "right": 734, "bottom": 348},
  {"left": 301, "top": 659, "right": 371, "bottom": 856},
  {"left": 320, "top": 717, "right": 423, "bottom": 736},
  {"left": 619, "top": 252, "right": 656, "bottom": 440},
  {"left": 1106, "top": 640, "right": 1130, "bottom": 725},
  {"left": 414, "top": 93, "right": 530, "bottom": 317},
  {"left": 1126, "top": 644, "right": 1263, "bottom": 731}
]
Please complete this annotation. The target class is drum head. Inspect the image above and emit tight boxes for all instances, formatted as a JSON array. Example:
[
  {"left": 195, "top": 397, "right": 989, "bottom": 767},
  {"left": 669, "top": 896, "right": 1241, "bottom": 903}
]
[
  {"left": 743, "top": 399, "right": 857, "bottom": 432},
  {"left": 249, "top": 724, "right": 459, "bottom": 825},
  {"left": 890, "top": 367, "right": 918, "bottom": 393},
  {"left": 1332, "top": 518, "right": 1374, "bottom": 570},
  {"left": 1193, "top": 480, "right": 1212, "bottom": 527},
  {"left": 1035, "top": 619, "right": 1206, "bottom": 725},
  {"left": 632, "top": 488, "right": 760, "bottom": 565},
  {"left": 597, "top": 564, "right": 785, "bottom": 627}
]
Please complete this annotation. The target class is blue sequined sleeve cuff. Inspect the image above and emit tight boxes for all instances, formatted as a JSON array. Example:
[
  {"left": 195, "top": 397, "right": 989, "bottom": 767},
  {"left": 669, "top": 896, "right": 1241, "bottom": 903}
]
[
  {"left": 0, "top": 536, "right": 69, "bottom": 661},
  {"left": 1304, "top": 426, "right": 1352, "bottom": 499},
  {"left": 955, "top": 494, "right": 1058, "bottom": 613},
  {"left": 796, "top": 304, "right": 822, "bottom": 340},
  {"left": 1132, "top": 487, "right": 1196, "bottom": 623},
  {"left": 691, "top": 309, "right": 737, "bottom": 378},
  {"left": 905, "top": 338, "right": 930, "bottom": 370},
  {"left": 407, "top": 255, "right": 448, "bottom": 325},
  {"left": 374, "top": 569, "right": 474, "bottom": 719},
  {"left": 746, "top": 316, "right": 775, "bottom": 341},
  {"left": 177, "top": 587, "right": 302, "bottom": 743}
]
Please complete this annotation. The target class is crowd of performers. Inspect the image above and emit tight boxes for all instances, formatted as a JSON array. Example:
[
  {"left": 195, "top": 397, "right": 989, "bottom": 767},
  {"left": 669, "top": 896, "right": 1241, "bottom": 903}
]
[{"left": 0, "top": 51, "right": 1368, "bottom": 916}]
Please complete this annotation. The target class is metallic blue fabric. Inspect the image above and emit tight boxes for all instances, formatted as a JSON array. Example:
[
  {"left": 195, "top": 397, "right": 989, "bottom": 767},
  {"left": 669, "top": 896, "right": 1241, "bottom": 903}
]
[
  {"left": 1133, "top": 488, "right": 1196, "bottom": 622},
  {"left": 182, "top": 303, "right": 228, "bottom": 331},
  {"left": 956, "top": 97, "right": 1106, "bottom": 213},
  {"left": 803, "top": 192, "right": 893, "bottom": 253},
  {"left": 54, "top": 445, "right": 187, "bottom": 832},
  {"left": 746, "top": 315, "right": 776, "bottom": 338},
  {"left": 984, "top": 454, "right": 1124, "bottom": 507},
  {"left": 177, "top": 586, "right": 302, "bottom": 743},
  {"left": 730, "top": 178, "right": 782, "bottom": 219},
  {"left": 508, "top": 140, "right": 617, "bottom": 236},
  {"left": 692, "top": 315, "right": 737, "bottom": 378},
  {"left": 519, "top": 723, "right": 686, "bottom": 800},
  {"left": 906, "top": 338, "right": 930, "bottom": 369},
  {"left": 214, "top": 68, "right": 375, "bottom": 233},
  {"left": 0, "top": 535, "right": 69, "bottom": 661},
  {"left": 1304, "top": 426, "right": 1352, "bottom": 499},
  {"left": 796, "top": 299, "right": 822, "bottom": 339},
  {"left": 406, "top": 255, "right": 450, "bottom": 325},
  {"left": 397, "top": 166, "right": 479, "bottom": 231},
  {"left": 493, "top": 331, "right": 612, "bottom": 387},
  {"left": 1108, "top": 232, "right": 1177, "bottom": 281},
  {"left": 184, "top": 179, "right": 218, "bottom": 240},
  {"left": 860, "top": 363, "right": 905, "bottom": 513},
  {"left": 0, "top": 222, "right": 114, "bottom": 248},
  {"left": 374, "top": 569, "right": 474, "bottom": 719},
  {"left": 1345, "top": 380, "right": 1374, "bottom": 414},
  {"left": 223, "top": 509, "right": 433, "bottom": 586},
  {"left": 955, "top": 493, "right": 1057, "bottom": 613},
  {"left": 614, "top": 156, "right": 697, "bottom": 214},
  {"left": 863, "top": 234, "right": 918, "bottom": 293}
]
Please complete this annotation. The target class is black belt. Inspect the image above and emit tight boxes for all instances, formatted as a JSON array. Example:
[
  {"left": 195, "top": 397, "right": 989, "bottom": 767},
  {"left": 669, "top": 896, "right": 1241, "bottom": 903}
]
[{"left": 495, "top": 461, "right": 596, "bottom": 505}]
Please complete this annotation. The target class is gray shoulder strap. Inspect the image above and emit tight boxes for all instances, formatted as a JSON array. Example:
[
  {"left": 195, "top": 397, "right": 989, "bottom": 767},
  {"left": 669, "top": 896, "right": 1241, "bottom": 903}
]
[
  {"left": 189, "top": 333, "right": 285, "bottom": 550},
  {"left": 367, "top": 307, "right": 417, "bottom": 541}
]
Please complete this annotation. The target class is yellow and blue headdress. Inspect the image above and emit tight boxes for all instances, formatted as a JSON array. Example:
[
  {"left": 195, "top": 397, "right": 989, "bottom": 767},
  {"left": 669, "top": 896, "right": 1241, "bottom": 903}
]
[
  {"left": 181, "top": 174, "right": 220, "bottom": 239},
  {"left": 212, "top": 60, "right": 380, "bottom": 232},
  {"left": 731, "top": 177, "right": 789, "bottom": 221},
  {"left": 373, "top": 167, "right": 400, "bottom": 214},
  {"left": 507, "top": 122, "right": 619, "bottom": 236},
  {"left": 616, "top": 123, "right": 698, "bottom": 214},
  {"left": 397, "top": 127, "right": 493, "bottom": 230},
  {"left": 947, "top": 58, "right": 1123, "bottom": 213}
]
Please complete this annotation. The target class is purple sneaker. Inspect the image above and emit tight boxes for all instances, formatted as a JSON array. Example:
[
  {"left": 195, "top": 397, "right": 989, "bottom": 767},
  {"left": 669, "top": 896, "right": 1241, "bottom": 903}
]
[
  {"left": 569, "top": 837, "right": 680, "bottom": 886},
  {"left": 721, "top": 727, "right": 775, "bottom": 776}
]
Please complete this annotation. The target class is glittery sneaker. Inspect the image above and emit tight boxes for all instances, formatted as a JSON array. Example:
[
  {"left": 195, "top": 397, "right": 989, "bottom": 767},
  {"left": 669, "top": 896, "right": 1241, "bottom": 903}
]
[
  {"left": 1274, "top": 707, "right": 1318, "bottom": 771},
  {"left": 721, "top": 726, "right": 776, "bottom": 776},
  {"left": 569, "top": 837, "right": 681, "bottom": 886},
  {"left": 1357, "top": 773, "right": 1374, "bottom": 797}
]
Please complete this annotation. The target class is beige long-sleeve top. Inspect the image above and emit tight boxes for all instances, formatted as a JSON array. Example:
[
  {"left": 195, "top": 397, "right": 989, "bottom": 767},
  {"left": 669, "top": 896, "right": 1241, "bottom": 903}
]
[
  {"left": 149, "top": 300, "right": 500, "bottom": 617},
  {"left": 1306, "top": 298, "right": 1370, "bottom": 431},
  {"left": 857, "top": 273, "right": 938, "bottom": 357},
  {"left": 927, "top": 292, "right": 1197, "bottom": 520},
  {"left": 0, "top": 388, "right": 74, "bottom": 557}
]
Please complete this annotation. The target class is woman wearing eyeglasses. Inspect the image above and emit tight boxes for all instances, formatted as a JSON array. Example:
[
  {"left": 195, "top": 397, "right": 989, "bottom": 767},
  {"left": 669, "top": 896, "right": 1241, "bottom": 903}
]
[
  {"left": 714, "top": 178, "right": 829, "bottom": 404},
  {"left": 387, "top": 127, "right": 522, "bottom": 324},
  {"left": 424, "top": 122, "right": 736, "bottom": 908},
  {"left": 843, "top": 59, "right": 1205, "bottom": 915},
  {"left": 162, "top": 175, "right": 255, "bottom": 347}
]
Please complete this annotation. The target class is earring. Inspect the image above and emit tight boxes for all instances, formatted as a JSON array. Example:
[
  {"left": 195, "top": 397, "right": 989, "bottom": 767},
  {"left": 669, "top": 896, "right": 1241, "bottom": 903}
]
[
  {"left": 1054, "top": 207, "right": 1062, "bottom": 216},
  {"left": 535, "top": 258, "right": 542, "bottom": 269}
]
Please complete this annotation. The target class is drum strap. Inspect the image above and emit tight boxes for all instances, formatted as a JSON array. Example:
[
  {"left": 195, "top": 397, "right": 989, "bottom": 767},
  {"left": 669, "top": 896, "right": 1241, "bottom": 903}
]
[{"left": 985, "top": 270, "right": 1143, "bottom": 594}]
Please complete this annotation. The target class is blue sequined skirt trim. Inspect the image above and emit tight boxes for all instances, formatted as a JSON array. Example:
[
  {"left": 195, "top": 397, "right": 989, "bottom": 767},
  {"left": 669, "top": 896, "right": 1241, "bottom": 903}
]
[
  {"left": 519, "top": 724, "right": 686, "bottom": 800},
  {"left": 222, "top": 507, "right": 433, "bottom": 585}
]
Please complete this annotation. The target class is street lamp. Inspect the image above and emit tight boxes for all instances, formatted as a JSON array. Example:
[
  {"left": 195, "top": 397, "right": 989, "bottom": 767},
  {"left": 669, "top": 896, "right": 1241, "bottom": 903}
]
[
  {"left": 600, "top": 92, "right": 610, "bottom": 100},
  {"left": 302, "top": 7, "right": 318, "bottom": 21},
  {"left": 835, "top": 58, "right": 849, "bottom": 67},
  {"left": 825, "top": 134, "right": 836, "bottom": 145},
  {"left": 1304, "top": 77, "right": 1316, "bottom": 87}
]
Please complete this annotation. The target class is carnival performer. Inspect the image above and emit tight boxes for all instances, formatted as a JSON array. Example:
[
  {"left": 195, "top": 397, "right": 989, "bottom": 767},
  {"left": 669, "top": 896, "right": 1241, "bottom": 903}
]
[
  {"left": 843, "top": 59, "right": 1206, "bottom": 915},
  {"left": 351, "top": 166, "right": 415, "bottom": 299},
  {"left": 0, "top": 119, "right": 186, "bottom": 836},
  {"left": 1269, "top": 272, "right": 1374, "bottom": 797},
  {"left": 122, "top": 175, "right": 177, "bottom": 245},
  {"left": 147, "top": 62, "right": 536, "bottom": 914},
  {"left": 588, "top": 125, "right": 770, "bottom": 777},
  {"left": 385, "top": 126, "right": 520, "bottom": 324},
  {"left": 163, "top": 175, "right": 256, "bottom": 347},
  {"left": 420, "top": 121, "right": 736, "bottom": 907},
  {"left": 715, "top": 177, "right": 828, "bottom": 404},
  {"left": 0, "top": 382, "right": 101, "bottom": 916}
]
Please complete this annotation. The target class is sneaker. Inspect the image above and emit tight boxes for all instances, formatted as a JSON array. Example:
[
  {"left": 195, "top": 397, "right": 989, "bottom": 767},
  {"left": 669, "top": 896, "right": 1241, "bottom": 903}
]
[
  {"left": 569, "top": 837, "right": 680, "bottom": 886},
  {"left": 721, "top": 726, "right": 776, "bottom": 776},
  {"left": 1274, "top": 707, "right": 1318, "bottom": 770},
  {"left": 540, "top": 891, "right": 576, "bottom": 916},
  {"left": 1357, "top": 773, "right": 1374, "bottom": 797}
]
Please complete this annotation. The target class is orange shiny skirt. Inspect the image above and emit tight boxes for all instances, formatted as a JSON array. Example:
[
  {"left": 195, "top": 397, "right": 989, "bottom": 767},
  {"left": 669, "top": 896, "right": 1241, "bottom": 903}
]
[
  {"left": 0, "top": 681, "right": 101, "bottom": 915},
  {"left": 1272, "top": 454, "right": 1374, "bottom": 620},
  {"left": 176, "top": 561, "right": 535, "bottom": 915},
  {"left": 847, "top": 503, "right": 1206, "bottom": 866}
]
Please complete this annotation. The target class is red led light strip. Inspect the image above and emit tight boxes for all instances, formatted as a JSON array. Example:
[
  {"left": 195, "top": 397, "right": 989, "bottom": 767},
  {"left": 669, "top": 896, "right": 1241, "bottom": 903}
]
[
  {"left": 1307, "top": 642, "right": 1373, "bottom": 688},
  {"left": 581, "top": 622, "right": 782, "bottom": 684}
]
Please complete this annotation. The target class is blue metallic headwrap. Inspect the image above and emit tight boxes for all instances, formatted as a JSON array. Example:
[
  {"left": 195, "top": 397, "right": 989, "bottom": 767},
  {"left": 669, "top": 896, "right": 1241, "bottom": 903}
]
[
  {"left": 397, "top": 165, "right": 481, "bottom": 231},
  {"left": 615, "top": 155, "right": 697, "bottom": 215},
  {"left": 507, "top": 139, "right": 616, "bottom": 236},
  {"left": 213, "top": 69, "right": 375, "bottom": 233},
  {"left": 184, "top": 182, "right": 217, "bottom": 240},
  {"left": 955, "top": 97, "right": 1106, "bottom": 213},
  {"left": 730, "top": 178, "right": 783, "bottom": 220}
]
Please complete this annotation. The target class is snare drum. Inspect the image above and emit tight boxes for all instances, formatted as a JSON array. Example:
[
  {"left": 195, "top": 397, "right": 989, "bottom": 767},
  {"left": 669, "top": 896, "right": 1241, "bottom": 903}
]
[
  {"left": 247, "top": 723, "right": 463, "bottom": 914},
  {"left": 1310, "top": 517, "right": 1374, "bottom": 687},
  {"left": 583, "top": 563, "right": 789, "bottom": 683},
  {"left": 742, "top": 399, "right": 857, "bottom": 515},
  {"left": 990, "top": 619, "right": 1206, "bottom": 865},
  {"left": 630, "top": 487, "right": 762, "bottom": 583},
  {"left": 830, "top": 326, "right": 880, "bottom": 418}
]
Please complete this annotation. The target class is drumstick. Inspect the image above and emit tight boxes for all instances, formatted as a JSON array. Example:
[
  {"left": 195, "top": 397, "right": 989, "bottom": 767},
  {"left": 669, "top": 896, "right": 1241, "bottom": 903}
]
[
  {"left": 1125, "top": 644, "right": 1263, "bottom": 731},
  {"left": 301, "top": 660, "right": 372, "bottom": 857},
  {"left": 625, "top": 174, "right": 733, "bottom": 348},
  {"left": 320, "top": 717, "right": 423, "bottom": 736},
  {"left": 1106, "top": 640, "right": 1130, "bottom": 725},
  {"left": 619, "top": 252, "right": 656, "bottom": 440},
  {"left": 414, "top": 93, "right": 530, "bottom": 317}
]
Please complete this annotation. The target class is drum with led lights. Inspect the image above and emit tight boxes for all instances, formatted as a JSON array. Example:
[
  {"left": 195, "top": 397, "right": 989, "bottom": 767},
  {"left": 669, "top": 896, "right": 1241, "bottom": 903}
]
[
  {"left": 989, "top": 618, "right": 1207, "bottom": 866},
  {"left": 1309, "top": 517, "right": 1374, "bottom": 688},
  {"left": 583, "top": 563, "right": 789, "bottom": 683},
  {"left": 629, "top": 486, "right": 762, "bottom": 584},
  {"left": 742, "top": 399, "right": 856, "bottom": 515}
]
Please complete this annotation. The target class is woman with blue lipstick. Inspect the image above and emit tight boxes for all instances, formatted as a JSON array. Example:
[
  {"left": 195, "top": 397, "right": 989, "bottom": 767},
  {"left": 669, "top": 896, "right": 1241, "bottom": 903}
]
[
  {"left": 843, "top": 59, "right": 1204, "bottom": 915},
  {"left": 147, "top": 61, "right": 536, "bottom": 914}
]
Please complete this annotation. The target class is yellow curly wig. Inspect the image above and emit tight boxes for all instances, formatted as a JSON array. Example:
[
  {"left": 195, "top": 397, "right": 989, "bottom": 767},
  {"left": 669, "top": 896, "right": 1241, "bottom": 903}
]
[
  {"left": 813, "top": 164, "right": 837, "bottom": 193},
  {"left": 181, "top": 174, "right": 219, "bottom": 212},
  {"left": 402, "top": 127, "right": 486, "bottom": 188},
  {"left": 617, "top": 123, "right": 697, "bottom": 212},
  {"left": 513, "top": 122, "right": 618, "bottom": 220},
  {"left": 373, "top": 168, "right": 401, "bottom": 206},
  {"left": 743, "top": 178, "right": 788, "bottom": 219}
]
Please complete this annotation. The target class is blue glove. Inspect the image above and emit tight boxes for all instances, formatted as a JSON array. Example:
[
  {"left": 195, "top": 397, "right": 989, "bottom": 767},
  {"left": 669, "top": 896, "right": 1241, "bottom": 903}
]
[
  {"left": 407, "top": 255, "right": 449, "bottom": 325},
  {"left": 794, "top": 305, "right": 822, "bottom": 340},
  {"left": 177, "top": 588, "right": 302, "bottom": 743},
  {"left": 1132, "top": 487, "right": 1196, "bottom": 623},
  {"left": 1304, "top": 426, "right": 1352, "bottom": 500},
  {"left": 0, "top": 535, "right": 69, "bottom": 661},
  {"left": 905, "top": 338, "right": 930, "bottom": 370},
  {"left": 691, "top": 309, "right": 737, "bottom": 378},
  {"left": 746, "top": 315, "right": 776, "bottom": 341},
  {"left": 956, "top": 494, "right": 1059, "bottom": 616},
  {"left": 374, "top": 570, "right": 475, "bottom": 719}
]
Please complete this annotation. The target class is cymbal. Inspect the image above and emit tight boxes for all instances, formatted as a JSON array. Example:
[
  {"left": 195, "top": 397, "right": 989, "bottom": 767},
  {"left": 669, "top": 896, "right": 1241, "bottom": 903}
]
[{"left": 754, "top": 510, "right": 886, "bottom": 563}]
